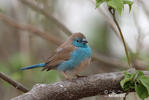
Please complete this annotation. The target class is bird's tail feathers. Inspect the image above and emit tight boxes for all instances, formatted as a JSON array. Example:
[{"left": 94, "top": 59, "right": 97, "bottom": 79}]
[{"left": 20, "top": 63, "right": 46, "bottom": 70}]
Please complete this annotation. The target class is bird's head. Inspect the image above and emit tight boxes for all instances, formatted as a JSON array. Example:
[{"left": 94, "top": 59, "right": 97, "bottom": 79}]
[{"left": 71, "top": 33, "right": 88, "bottom": 48}]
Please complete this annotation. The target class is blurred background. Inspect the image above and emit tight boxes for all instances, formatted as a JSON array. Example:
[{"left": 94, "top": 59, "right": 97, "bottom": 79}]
[{"left": 0, "top": 0, "right": 149, "bottom": 100}]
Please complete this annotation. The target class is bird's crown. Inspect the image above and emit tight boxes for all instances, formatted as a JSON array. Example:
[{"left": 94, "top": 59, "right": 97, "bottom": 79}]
[
  {"left": 70, "top": 32, "right": 86, "bottom": 39},
  {"left": 60, "top": 32, "right": 88, "bottom": 48}
]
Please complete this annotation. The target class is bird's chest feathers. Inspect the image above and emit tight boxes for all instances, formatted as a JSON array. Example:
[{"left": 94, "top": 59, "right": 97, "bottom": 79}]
[
  {"left": 70, "top": 47, "right": 91, "bottom": 65},
  {"left": 57, "top": 46, "right": 91, "bottom": 71},
  {"left": 65, "top": 47, "right": 91, "bottom": 70}
]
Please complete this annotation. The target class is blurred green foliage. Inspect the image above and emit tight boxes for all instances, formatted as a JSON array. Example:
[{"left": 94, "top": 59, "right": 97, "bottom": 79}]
[
  {"left": 89, "top": 23, "right": 109, "bottom": 53},
  {"left": 96, "top": 0, "right": 133, "bottom": 15}
]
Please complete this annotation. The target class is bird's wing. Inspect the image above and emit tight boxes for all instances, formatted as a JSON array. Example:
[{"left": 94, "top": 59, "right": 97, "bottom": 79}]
[{"left": 42, "top": 45, "right": 76, "bottom": 71}]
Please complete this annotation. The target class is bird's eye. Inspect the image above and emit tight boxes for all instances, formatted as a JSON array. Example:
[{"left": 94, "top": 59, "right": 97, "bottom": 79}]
[{"left": 76, "top": 40, "right": 79, "bottom": 42}]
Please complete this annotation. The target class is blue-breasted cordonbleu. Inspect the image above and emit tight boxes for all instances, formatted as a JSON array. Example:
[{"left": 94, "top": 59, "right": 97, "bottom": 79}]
[{"left": 20, "top": 32, "right": 92, "bottom": 78}]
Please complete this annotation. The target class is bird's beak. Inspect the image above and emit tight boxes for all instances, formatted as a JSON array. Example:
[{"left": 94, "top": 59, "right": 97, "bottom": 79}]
[{"left": 82, "top": 38, "right": 88, "bottom": 43}]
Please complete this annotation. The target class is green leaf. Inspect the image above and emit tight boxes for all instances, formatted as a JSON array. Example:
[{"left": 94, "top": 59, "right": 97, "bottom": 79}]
[
  {"left": 107, "top": 0, "right": 124, "bottom": 15},
  {"left": 120, "top": 72, "right": 135, "bottom": 91},
  {"left": 139, "top": 76, "right": 149, "bottom": 94},
  {"left": 120, "top": 71, "right": 149, "bottom": 100},
  {"left": 135, "top": 83, "right": 149, "bottom": 100},
  {"left": 136, "top": 71, "right": 144, "bottom": 81},
  {"left": 123, "top": 0, "right": 133, "bottom": 12},
  {"left": 135, "top": 71, "right": 149, "bottom": 100},
  {"left": 96, "top": 0, "right": 105, "bottom": 8}
]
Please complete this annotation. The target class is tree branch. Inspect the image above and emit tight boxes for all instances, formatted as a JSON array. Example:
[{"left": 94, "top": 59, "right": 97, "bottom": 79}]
[
  {"left": 0, "top": 13, "right": 62, "bottom": 45},
  {"left": 11, "top": 70, "right": 149, "bottom": 100},
  {"left": 20, "top": 0, "right": 72, "bottom": 36},
  {"left": 92, "top": 52, "right": 129, "bottom": 69},
  {"left": 0, "top": 72, "right": 29, "bottom": 93}
]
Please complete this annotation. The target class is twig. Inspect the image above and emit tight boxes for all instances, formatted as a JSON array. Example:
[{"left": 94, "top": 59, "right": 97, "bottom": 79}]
[
  {"left": 108, "top": 8, "right": 131, "bottom": 67},
  {"left": 90, "top": 0, "right": 132, "bottom": 53},
  {"left": 0, "top": 72, "right": 29, "bottom": 93},
  {"left": 0, "top": 13, "right": 62, "bottom": 46},
  {"left": 92, "top": 51, "right": 146, "bottom": 70},
  {"left": 99, "top": 8, "right": 132, "bottom": 53},
  {"left": 11, "top": 71, "right": 149, "bottom": 100},
  {"left": 20, "top": 0, "right": 72, "bottom": 36},
  {"left": 123, "top": 92, "right": 129, "bottom": 100},
  {"left": 92, "top": 52, "right": 129, "bottom": 69},
  {"left": 93, "top": 52, "right": 146, "bottom": 70}
]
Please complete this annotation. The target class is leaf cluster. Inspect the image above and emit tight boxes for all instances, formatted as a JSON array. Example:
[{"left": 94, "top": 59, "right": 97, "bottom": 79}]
[
  {"left": 120, "top": 71, "right": 149, "bottom": 100},
  {"left": 96, "top": 0, "right": 133, "bottom": 15}
]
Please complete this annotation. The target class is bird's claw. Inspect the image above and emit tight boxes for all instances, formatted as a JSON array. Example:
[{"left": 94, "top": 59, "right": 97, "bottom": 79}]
[{"left": 75, "top": 74, "right": 87, "bottom": 78}]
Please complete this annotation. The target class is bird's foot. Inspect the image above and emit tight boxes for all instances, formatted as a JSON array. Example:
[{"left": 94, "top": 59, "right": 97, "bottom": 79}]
[
  {"left": 61, "top": 71, "right": 74, "bottom": 80},
  {"left": 75, "top": 74, "right": 87, "bottom": 78}
]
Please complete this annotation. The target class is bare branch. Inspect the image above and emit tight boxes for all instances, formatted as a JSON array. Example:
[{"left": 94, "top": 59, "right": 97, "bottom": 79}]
[
  {"left": 92, "top": 52, "right": 129, "bottom": 69},
  {"left": 20, "top": 0, "right": 72, "bottom": 36},
  {"left": 0, "top": 72, "right": 29, "bottom": 93},
  {"left": 0, "top": 13, "right": 62, "bottom": 45},
  {"left": 11, "top": 71, "right": 149, "bottom": 100}
]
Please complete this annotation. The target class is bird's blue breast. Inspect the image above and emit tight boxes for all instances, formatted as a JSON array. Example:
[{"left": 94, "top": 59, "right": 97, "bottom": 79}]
[{"left": 57, "top": 46, "right": 92, "bottom": 71}]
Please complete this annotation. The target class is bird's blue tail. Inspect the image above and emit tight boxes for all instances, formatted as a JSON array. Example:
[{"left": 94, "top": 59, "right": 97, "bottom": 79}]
[{"left": 20, "top": 63, "right": 46, "bottom": 70}]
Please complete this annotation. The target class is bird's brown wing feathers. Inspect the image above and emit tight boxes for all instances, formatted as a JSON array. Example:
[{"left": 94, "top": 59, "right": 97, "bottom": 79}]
[{"left": 42, "top": 45, "right": 76, "bottom": 71}]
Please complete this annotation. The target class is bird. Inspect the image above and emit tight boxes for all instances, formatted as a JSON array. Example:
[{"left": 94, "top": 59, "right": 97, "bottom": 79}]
[{"left": 20, "top": 32, "right": 92, "bottom": 78}]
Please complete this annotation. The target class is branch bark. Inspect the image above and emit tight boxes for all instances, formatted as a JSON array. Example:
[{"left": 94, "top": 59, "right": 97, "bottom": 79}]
[
  {"left": 0, "top": 72, "right": 29, "bottom": 93},
  {"left": 11, "top": 71, "right": 149, "bottom": 100}
]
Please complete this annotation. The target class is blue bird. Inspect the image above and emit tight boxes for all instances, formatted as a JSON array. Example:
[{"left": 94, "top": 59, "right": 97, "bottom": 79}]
[{"left": 21, "top": 32, "right": 92, "bottom": 78}]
